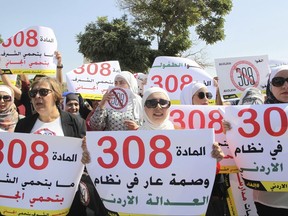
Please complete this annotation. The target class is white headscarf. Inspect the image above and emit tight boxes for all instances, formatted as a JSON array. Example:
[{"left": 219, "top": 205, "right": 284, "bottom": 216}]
[
  {"left": 139, "top": 87, "right": 174, "bottom": 130},
  {"left": 114, "top": 71, "right": 142, "bottom": 120},
  {"left": 180, "top": 82, "right": 207, "bottom": 105}
]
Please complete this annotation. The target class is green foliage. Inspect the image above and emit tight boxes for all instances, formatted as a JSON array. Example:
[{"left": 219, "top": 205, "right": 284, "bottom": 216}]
[
  {"left": 118, "top": 0, "right": 233, "bottom": 49},
  {"left": 0, "top": 34, "right": 3, "bottom": 44},
  {"left": 77, "top": 0, "right": 232, "bottom": 72},
  {"left": 76, "top": 15, "right": 152, "bottom": 72}
]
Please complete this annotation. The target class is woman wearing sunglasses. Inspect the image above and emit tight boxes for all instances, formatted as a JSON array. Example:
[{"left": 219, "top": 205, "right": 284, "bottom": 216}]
[
  {"left": 13, "top": 77, "right": 107, "bottom": 215},
  {"left": 180, "top": 82, "right": 213, "bottom": 105},
  {"left": 139, "top": 87, "right": 174, "bottom": 130},
  {"left": 90, "top": 71, "right": 142, "bottom": 131},
  {"left": 0, "top": 85, "right": 19, "bottom": 132},
  {"left": 250, "top": 65, "right": 288, "bottom": 216},
  {"left": 180, "top": 82, "right": 228, "bottom": 216}
]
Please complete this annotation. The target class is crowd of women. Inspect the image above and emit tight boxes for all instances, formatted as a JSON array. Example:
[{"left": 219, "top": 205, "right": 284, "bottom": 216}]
[{"left": 1, "top": 54, "right": 288, "bottom": 215}]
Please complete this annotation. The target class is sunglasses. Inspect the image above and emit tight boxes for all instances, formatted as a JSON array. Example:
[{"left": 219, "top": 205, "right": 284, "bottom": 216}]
[
  {"left": 0, "top": 95, "right": 12, "bottom": 102},
  {"left": 145, "top": 99, "right": 171, "bottom": 109},
  {"left": 271, "top": 77, "right": 288, "bottom": 87},
  {"left": 29, "top": 88, "right": 53, "bottom": 98},
  {"left": 197, "top": 92, "right": 213, "bottom": 99}
]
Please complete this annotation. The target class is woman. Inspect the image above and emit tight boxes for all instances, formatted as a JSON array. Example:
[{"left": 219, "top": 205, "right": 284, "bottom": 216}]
[
  {"left": 140, "top": 86, "right": 223, "bottom": 158},
  {"left": 64, "top": 92, "right": 81, "bottom": 115},
  {"left": 14, "top": 77, "right": 106, "bottom": 216},
  {"left": 90, "top": 71, "right": 142, "bottom": 131},
  {"left": 180, "top": 82, "right": 212, "bottom": 105},
  {"left": 180, "top": 82, "right": 228, "bottom": 216},
  {"left": 0, "top": 85, "right": 19, "bottom": 132},
  {"left": 252, "top": 65, "right": 288, "bottom": 215}
]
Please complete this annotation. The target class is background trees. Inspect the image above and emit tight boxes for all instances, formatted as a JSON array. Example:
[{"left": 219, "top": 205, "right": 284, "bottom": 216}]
[
  {"left": 76, "top": 16, "right": 151, "bottom": 72},
  {"left": 77, "top": 0, "right": 233, "bottom": 72}
]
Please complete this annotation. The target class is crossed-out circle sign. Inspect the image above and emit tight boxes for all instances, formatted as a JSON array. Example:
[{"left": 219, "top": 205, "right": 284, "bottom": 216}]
[
  {"left": 108, "top": 87, "right": 128, "bottom": 110},
  {"left": 230, "top": 60, "right": 260, "bottom": 91}
]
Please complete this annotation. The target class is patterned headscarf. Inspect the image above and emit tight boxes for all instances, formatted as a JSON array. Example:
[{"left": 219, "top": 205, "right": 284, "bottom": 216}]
[{"left": 0, "top": 85, "right": 19, "bottom": 132}]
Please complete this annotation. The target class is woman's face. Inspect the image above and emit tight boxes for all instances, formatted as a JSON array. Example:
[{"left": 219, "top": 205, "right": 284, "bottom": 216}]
[
  {"left": 65, "top": 99, "right": 79, "bottom": 115},
  {"left": 144, "top": 92, "right": 170, "bottom": 125},
  {"left": 114, "top": 77, "right": 129, "bottom": 89},
  {"left": 30, "top": 82, "right": 56, "bottom": 115},
  {"left": 0, "top": 91, "right": 12, "bottom": 112},
  {"left": 192, "top": 87, "right": 210, "bottom": 105},
  {"left": 271, "top": 70, "right": 288, "bottom": 103}
]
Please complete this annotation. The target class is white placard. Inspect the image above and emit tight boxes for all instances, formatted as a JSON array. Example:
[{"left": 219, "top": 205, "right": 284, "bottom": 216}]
[
  {"left": 215, "top": 55, "right": 270, "bottom": 102},
  {"left": 224, "top": 104, "right": 288, "bottom": 191},
  {"left": 66, "top": 61, "right": 121, "bottom": 100},
  {"left": 0, "top": 26, "right": 57, "bottom": 75},
  {"left": 86, "top": 129, "right": 216, "bottom": 215},
  {"left": 0, "top": 132, "right": 84, "bottom": 215},
  {"left": 146, "top": 56, "right": 215, "bottom": 104},
  {"left": 169, "top": 105, "right": 237, "bottom": 173}
]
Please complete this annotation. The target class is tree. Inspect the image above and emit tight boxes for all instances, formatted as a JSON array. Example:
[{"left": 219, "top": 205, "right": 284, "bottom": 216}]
[
  {"left": 76, "top": 15, "right": 152, "bottom": 72},
  {"left": 0, "top": 34, "right": 3, "bottom": 44},
  {"left": 118, "top": 0, "right": 233, "bottom": 56}
]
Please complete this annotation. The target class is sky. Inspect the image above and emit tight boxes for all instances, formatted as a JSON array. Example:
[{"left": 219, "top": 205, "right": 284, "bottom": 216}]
[{"left": 1, "top": 0, "right": 288, "bottom": 78}]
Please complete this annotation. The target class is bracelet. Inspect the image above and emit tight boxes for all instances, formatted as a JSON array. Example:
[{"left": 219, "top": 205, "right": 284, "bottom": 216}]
[{"left": 57, "top": 64, "right": 63, "bottom": 69}]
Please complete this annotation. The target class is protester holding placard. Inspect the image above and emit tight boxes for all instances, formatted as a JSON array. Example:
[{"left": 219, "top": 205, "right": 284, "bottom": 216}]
[
  {"left": 12, "top": 77, "right": 100, "bottom": 215},
  {"left": 179, "top": 82, "right": 229, "bottom": 216},
  {"left": 252, "top": 65, "right": 288, "bottom": 215},
  {"left": 0, "top": 85, "right": 19, "bottom": 132},
  {"left": 90, "top": 71, "right": 142, "bottom": 131}
]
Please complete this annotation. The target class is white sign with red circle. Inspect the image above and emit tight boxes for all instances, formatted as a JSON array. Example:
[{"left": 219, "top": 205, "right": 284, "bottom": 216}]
[
  {"left": 106, "top": 86, "right": 131, "bottom": 112},
  {"left": 215, "top": 55, "right": 270, "bottom": 101}
]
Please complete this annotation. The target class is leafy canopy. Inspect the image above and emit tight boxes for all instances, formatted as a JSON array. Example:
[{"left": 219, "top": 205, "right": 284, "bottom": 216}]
[{"left": 76, "top": 16, "right": 151, "bottom": 72}]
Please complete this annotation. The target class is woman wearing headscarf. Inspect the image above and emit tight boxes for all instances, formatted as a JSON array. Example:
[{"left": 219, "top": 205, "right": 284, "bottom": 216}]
[
  {"left": 180, "top": 82, "right": 228, "bottom": 216},
  {"left": 64, "top": 93, "right": 80, "bottom": 115},
  {"left": 139, "top": 87, "right": 174, "bottom": 130},
  {"left": 180, "top": 82, "right": 212, "bottom": 105},
  {"left": 0, "top": 85, "right": 19, "bottom": 132},
  {"left": 90, "top": 71, "right": 142, "bottom": 131},
  {"left": 252, "top": 65, "right": 288, "bottom": 215}
]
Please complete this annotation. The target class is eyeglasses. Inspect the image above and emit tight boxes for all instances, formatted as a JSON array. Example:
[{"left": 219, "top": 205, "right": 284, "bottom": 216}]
[
  {"left": 145, "top": 99, "right": 171, "bottom": 109},
  {"left": 197, "top": 92, "right": 213, "bottom": 99},
  {"left": 29, "top": 88, "right": 53, "bottom": 98},
  {"left": 271, "top": 77, "right": 288, "bottom": 87},
  {"left": 0, "top": 95, "right": 12, "bottom": 102}
]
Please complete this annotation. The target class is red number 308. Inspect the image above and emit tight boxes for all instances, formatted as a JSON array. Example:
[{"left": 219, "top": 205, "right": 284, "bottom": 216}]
[
  {"left": 97, "top": 135, "right": 172, "bottom": 169},
  {"left": 0, "top": 139, "right": 49, "bottom": 170}
]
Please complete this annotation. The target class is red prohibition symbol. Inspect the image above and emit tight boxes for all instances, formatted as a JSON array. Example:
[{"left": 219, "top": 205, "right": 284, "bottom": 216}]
[
  {"left": 108, "top": 87, "right": 128, "bottom": 110},
  {"left": 230, "top": 60, "right": 260, "bottom": 91}
]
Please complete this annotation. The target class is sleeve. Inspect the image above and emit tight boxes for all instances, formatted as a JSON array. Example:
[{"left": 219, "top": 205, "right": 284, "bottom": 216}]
[{"left": 89, "top": 107, "right": 107, "bottom": 131}]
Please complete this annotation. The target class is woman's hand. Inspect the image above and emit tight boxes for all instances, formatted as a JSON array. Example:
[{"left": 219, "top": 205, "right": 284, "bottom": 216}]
[
  {"left": 99, "top": 91, "right": 113, "bottom": 109},
  {"left": 124, "top": 120, "right": 139, "bottom": 130},
  {"left": 222, "top": 120, "right": 232, "bottom": 134},
  {"left": 211, "top": 142, "right": 224, "bottom": 162},
  {"left": 81, "top": 136, "right": 91, "bottom": 164}
]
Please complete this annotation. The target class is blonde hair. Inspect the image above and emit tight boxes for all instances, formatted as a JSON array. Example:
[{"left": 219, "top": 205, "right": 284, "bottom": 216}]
[{"left": 30, "top": 77, "right": 62, "bottom": 106}]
